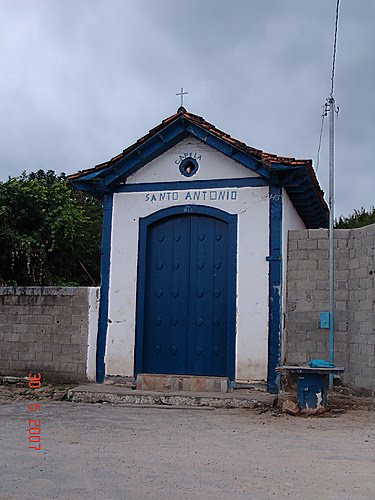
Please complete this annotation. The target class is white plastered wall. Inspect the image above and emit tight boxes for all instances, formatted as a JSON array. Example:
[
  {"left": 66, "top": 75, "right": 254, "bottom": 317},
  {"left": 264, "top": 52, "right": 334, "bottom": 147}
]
[
  {"left": 86, "top": 287, "right": 100, "bottom": 381},
  {"left": 105, "top": 139, "right": 272, "bottom": 382},
  {"left": 126, "top": 137, "right": 259, "bottom": 184}
]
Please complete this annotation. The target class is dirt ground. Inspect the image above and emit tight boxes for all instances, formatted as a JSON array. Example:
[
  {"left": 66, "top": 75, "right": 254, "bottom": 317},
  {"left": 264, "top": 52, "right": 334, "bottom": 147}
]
[{"left": 1, "top": 395, "right": 375, "bottom": 500}]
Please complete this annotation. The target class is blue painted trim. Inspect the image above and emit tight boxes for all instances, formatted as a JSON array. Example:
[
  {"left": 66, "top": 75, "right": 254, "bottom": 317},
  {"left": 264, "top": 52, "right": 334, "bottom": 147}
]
[
  {"left": 134, "top": 204, "right": 237, "bottom": 381},
  {"left": 267, "top": 185, "right": 282, "bottom": 393},
  {"left": 115, "top": 177, "right": 269, "bottom": 193},
  {"left": 69, "top": 179, "right": 110, "bottom": 195},
  {"left": 96, "top": 193, "right": 113, "bottom": 383},
  {"left": 77, "top": 117, "right": 271, "bottom": 187}
]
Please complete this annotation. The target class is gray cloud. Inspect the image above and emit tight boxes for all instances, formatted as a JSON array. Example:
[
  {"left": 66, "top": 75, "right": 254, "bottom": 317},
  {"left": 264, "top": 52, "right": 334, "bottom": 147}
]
[{"left": 0, "top": 0, "right": 374, "bottom": 217}]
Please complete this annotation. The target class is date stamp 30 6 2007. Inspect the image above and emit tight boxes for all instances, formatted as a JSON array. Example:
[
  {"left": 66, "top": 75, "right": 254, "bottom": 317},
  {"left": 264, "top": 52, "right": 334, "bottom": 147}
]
[{"left": 27, "top": 372, "right": 42, "bottom": 451}]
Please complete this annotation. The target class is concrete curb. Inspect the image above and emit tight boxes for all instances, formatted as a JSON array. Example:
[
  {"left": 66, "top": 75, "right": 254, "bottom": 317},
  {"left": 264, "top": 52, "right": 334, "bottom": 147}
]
[{"left": 68, "top": 384, "right": 277, "bottom": 409}]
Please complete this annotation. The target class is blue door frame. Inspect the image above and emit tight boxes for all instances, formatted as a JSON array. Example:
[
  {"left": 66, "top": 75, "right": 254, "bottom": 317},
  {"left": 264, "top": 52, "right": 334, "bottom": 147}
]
[
  {"left": 134, "top": 205, "right": 237, "bottom": 381},
  {"left": 267, "top": 185, "right": 283, "bottom": 393}
]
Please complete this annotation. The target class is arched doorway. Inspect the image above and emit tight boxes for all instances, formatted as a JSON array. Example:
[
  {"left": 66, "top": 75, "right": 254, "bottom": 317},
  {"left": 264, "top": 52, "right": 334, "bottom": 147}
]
[{"left": 135, "top": 205, "right": 237, "bottom": 380}]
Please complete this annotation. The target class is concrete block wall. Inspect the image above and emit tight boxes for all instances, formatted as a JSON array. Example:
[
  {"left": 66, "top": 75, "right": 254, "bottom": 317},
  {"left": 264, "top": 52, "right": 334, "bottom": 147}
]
[
  {"left": 0, "top": 287, "right": 99, "bottom": 382},
  {"left": 285, "top": 224, "right": 375, "bottom": 393}
]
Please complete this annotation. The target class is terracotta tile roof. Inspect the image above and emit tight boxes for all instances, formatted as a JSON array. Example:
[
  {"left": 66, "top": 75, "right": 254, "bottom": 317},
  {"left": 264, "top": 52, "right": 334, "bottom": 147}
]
[
  {"left": 67, "top": 108, "right": 328, "bottom": 226},
  {"left": 68, "top": 109, "right": 311, "bottom": 180}
]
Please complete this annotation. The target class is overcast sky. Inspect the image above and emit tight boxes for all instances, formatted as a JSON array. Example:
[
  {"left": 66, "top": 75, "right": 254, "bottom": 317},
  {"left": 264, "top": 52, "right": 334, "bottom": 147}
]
[{"left": 0, "top": 0, "right": 374, "bottom": 217}]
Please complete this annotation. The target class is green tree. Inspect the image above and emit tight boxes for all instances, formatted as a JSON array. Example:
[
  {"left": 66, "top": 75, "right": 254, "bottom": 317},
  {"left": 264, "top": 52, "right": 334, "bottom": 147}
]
[
  {"left": 0, "top": 170, "right": 102, "bottom": 286},
  {"left": 335, "top": 207, "right": 375, "bottom": 229}
]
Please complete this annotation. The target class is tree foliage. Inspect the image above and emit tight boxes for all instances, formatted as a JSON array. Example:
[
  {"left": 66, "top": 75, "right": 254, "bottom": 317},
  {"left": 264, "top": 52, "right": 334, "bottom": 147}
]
[
  {"left": 0, "top": 170, "right": 102, "bottom": 286},
  {"left": 335, "top": 207, "right": 375, "bottom": 229}
]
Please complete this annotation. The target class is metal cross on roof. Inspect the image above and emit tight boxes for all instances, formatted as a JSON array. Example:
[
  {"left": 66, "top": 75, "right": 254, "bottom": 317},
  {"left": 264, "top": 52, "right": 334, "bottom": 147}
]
[{"left": 176, "top": 87, "right": 188, "bottom": 107}]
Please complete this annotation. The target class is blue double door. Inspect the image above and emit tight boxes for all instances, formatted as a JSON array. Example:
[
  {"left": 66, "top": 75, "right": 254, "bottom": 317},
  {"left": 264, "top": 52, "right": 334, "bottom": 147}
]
[{"left": 141, "top": 213, "right": 232, "bottom": 377}]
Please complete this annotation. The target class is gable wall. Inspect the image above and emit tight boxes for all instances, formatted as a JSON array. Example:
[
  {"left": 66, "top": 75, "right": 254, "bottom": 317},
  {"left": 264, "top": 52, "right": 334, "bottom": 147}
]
[{"left": 126, "top": 137, "right": 260, "bottom": 184}]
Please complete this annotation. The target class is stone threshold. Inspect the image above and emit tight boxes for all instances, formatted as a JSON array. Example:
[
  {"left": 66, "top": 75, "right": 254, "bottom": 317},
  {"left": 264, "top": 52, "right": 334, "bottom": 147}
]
[
  {"left": 68, "top": 383, "right": 276, "bottom": 409},
  {"left": 136, "top": 373, "right": 229, "bottom": 393}
]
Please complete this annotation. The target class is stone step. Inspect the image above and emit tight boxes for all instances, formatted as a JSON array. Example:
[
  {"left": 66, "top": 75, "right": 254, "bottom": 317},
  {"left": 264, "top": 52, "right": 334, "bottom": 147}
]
[
  {"left": 68, "top": 384, "right": 276, "bottom": 409},
  {"left": 136, "top": 374, "right": 228, "bottom": 393}
]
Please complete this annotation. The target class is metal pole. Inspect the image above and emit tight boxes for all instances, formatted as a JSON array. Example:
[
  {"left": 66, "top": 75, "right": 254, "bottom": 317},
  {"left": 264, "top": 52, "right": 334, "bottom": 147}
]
[{"left": 328, "top": 96, "right": 335, "bottom": 389}]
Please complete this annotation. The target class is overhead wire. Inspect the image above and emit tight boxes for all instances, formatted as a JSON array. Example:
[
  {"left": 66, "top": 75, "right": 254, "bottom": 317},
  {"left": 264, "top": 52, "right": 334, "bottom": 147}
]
[
  {"left": 330, "top": 0, "right": 340, "bottom": 97},
  {"left": 316, "top": 110, "right": 326, "bottom": 173}
]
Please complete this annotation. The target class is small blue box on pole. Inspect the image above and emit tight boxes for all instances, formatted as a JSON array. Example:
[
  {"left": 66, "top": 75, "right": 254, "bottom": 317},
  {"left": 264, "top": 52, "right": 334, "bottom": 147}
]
[{"left": 320, "top": 311, "right": 330, "bottom": 329}]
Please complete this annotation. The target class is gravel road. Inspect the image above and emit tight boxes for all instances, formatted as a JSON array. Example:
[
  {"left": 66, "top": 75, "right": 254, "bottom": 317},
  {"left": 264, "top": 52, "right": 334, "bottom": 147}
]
[{"left": 1, "top": 401, "right": 374, "bottom": 499}]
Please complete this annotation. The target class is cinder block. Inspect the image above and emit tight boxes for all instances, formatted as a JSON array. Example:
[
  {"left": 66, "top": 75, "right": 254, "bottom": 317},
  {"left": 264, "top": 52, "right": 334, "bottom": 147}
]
[
  {"left": 70, "top": 334, "right": 87, "bottom": 345},
  {"left": 0, "top": 341, "right": 13, "bottom": 354},
  {"left": 19, "top": 315, "right": 39, "bottom": 324},
  {"left": 20, "top": 333, "right": 39, "bottom": 343},
  {"left": 308, "top": 229, "right": 328, "bottom": 239},
  {"left": 53, "top": 361, "right": 78, "bottom": 373},
  {"left": 71, "top": 306, "right": 88, "bottom": 316},
  {"left": 316, "top": 281, "right": 329, "bottom": 291},
  {"left": 289, "top": 230, "right": 309, "bottom": 240},
  {"left": 4, "top": 332, "right": 20, "bottom": 342},
  {"left": 336, "top": 260, "right": 350, "bottom": 271},
  {"left": 318, "top": 260, "right": 329, "bottom": 271},
  {"left": 354, "top": 268, "right": 369, "bottom": 279},
  {"left": 295, "top": 280, "right": 317, "bottom": 291},
  {"left": 61, "top": 344, "right": 80, "bottom": 354},
  {"left": 335, "top": 270, "right": 349, "bottom": 280},
  {"left": 334, "top": 229, "right": 351, "bottom": 239},
  {"left": 287, "top": 260, "right": 299, "bottom": 272},
  {"left": 28, "top": 342, "right": 44, "bottom": 353},
  {"left": 18, "top": 351, "right": 33, "bottom": 362},
  {"left": 348, "top": 259, "right": 360, "bottom": 270},
  {"left": 36, "top": 352, "right": 53, "bottom": 362},
  {"left": 29, "top": 323, "right": 46, "bottom": 335},
  {"left": 336, "top": 239, "right": 349, "bottom": 249},
  {"left": 335, "top": 249, "right": 350, "bottom": 260},
  {"left": 2, "top": 296, "right": 20, "bottom": 305},
  {"left": 286, "top": 352, "right": 308, "bottom": 364},
  {"left": 298, "top": 260, "right": 318, "bottom": 271},
  {"left": 53, "top": 315, "right": 72, "bottom": 326},
  {"left": 0, "top": 359, "right": 11, "bottom": 370},
  {"left": 72, "top": 315, "right": 88, "bottom": 326},
  {"left": 353, "top": 375, "right": 372, "bottom": 389},
  {"left": 12, "top": 324, "right": 30, "bottom": 334},
  {"left": 309, "top": 250, "right": 329, "bottom": 261},
  {"left": 36, "top": 314, "right": 55, "bottom": 325},
  {"left": 0, "top": 323, "right": 12, "bottom": 334},
  {"left": 71, "top": 295, "right": 89, "bottom": 307},
  {"left": 75, "top": 345, "right": 88, "bottom": 355},
  {"left": 2, "top": 313, "right": 16, "bottom": 323},
  {"left": 288, "top": 240, "right": 298, "bottom": 251},
  {"left": 49, "top": 344, "right": 63, "bottom": 353},
  {"left": 318, "top": 239, "right": 329, "bottom": 250},
  {"left": 297, "top": 239, "right": 318, "bottom": 250},
  {"left": 52, "top": 351, "right": 62, "bottom": 361},
  {"left": 359, "top": 278, "right": 372, "bottom": 290},
  {"left": 69, "top": 353, "right": 86, "bottom": 363},
  {"left": 52, "top": 334, "right": 71, "bottom": 344},
  {"left": 6, "top": 351, "right": 19, "bottom": 361},
  {"left": 361, "top": 344, "right": 375, "bottom": 356},
  {"left": 336, "top": 281, "right": 348, "bottom": 291},
  {"left": 288, "top": 250, "right": 309, "bottom": 260}
]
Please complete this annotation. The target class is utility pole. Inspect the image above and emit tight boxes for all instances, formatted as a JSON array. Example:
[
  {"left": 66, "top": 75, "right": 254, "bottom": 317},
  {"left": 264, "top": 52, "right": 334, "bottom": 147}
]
[{"left": 328, "top": 96, "right": 335, "bottom": 389}]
